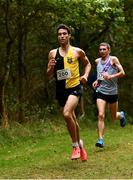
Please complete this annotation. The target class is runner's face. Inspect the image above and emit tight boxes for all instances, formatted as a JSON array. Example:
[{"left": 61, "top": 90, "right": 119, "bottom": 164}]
[
  {"left": 58, "top": 29, "right": 70, "bottom": 45},
  {"left": 99, "top": 45, "right": 110, "bottom": 58}
]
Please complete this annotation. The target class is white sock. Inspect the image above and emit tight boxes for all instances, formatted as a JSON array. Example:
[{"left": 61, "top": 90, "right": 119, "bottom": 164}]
[
  {"left": 72, "top": 142, "right": 79, "bottom": 147},
  {"left": 79, "top": 139, "right": 83, "bottom": 148}
]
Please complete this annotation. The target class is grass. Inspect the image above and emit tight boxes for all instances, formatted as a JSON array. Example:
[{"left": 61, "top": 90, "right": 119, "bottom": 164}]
[{"left": 0, "top": 117, "right": 133, "bottom": 179}]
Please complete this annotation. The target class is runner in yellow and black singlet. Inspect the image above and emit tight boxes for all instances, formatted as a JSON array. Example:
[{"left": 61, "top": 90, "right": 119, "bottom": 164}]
[
  {"left": 55, "top": 46, "right": 82, "bottom": 107},
  {"left": 47, "top": 24, "right": 91, "bottom": 161}
]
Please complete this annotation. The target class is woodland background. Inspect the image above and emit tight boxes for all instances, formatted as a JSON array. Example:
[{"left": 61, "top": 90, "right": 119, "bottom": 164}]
[{"left": 0, "top": 0, "right": 133, "bottom": 127}]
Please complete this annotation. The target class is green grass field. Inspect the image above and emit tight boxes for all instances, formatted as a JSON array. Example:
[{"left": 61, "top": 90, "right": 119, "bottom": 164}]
[{"left": 0, "top": 118, "right": 133, "bottom": 179}]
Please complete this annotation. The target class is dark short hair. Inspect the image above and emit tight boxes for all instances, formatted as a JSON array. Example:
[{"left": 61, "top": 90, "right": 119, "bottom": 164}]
[
  {"left": 99, "top": 42, "right": 111, "bottom": 50},
  {"left": 57, "top": 24, "right": 71, "bottom": 34}
]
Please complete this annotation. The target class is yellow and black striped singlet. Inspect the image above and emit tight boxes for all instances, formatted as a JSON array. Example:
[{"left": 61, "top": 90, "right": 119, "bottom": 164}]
[{"left": 54, "top": 46, "right": 80, "bottom": 90}]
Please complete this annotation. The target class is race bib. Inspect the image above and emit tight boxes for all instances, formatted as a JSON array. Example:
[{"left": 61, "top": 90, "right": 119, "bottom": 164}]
[
  {"left": 98, "top": 72, "right": 104, "bottom": 81},
  {"left": 57, "top": 69, "right": 71, "bottom": 80},
  {"left": 98, "top": 75, "right": 104, "bottom": 81}
]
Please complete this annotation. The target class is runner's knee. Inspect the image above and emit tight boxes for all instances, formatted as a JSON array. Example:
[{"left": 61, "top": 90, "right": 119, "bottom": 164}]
[
  {"left": 63, "top": 109, "right": 71, "bottom": 120},
  {"left": 98, "top": 112, "right": 105, "bottom": 121}
]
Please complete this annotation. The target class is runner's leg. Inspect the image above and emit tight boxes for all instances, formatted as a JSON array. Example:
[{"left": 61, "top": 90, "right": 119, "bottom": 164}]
[
  {"left": 63, "top": 95, "right": 79, "bottom": 143},
  {"left": 96, "top": 98, "right": 106, "bottom": 139}
]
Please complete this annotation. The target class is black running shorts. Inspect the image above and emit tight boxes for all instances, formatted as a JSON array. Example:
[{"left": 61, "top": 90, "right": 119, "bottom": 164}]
[
  {"left": 56, "top": 84, "right": 83, "bottom": 107},
  {"left": 96, "top": 91, "right": 118, "bottom": 104}
]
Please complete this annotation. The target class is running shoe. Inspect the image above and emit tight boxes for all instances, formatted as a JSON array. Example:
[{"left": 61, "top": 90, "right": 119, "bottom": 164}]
[
  {"left": 79, "top": 140, "right": 87, "bottom": 161},
  {"left": 95, "top": 138, "right": 104, "bottom": 148},
  {"left": 120, "top": 111, "right": 126, "bottom": 127},
  {"left": 80, "top": 147, "right": 87, "bottom": 161},
  {"left": 71, "top": 147, "right": 80, "bottom": 160}
]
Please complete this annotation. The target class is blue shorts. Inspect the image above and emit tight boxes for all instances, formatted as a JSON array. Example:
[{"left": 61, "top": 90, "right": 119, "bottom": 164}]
[
  {"left": 96, "top": 91, "right": 118, "bottom": 104},
  {"left": 56, "top": 84, "right": 83, "bottom": 107}
]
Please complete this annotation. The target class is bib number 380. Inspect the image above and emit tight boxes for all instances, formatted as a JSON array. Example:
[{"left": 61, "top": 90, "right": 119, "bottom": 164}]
[{"left": 57, "top": 69, "right": 71, "bottom": 80}]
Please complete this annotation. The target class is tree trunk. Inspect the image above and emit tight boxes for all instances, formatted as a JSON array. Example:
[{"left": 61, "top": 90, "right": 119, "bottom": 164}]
[
  {"left": 0, "top": 0, "right": 14, "bottom": 128},
  {"left": 17, "top": 34, "right": 25, "bottom": 123},
  {"left": 17, "top": 0, "right": 26, "bottom": 123},
  {"left": 0, "top": 40, "right": 13, "bottom": 128}
]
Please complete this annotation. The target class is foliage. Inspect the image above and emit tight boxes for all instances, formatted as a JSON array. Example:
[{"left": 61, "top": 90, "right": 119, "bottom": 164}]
[{"left": 0, "top": 0, "right": 133, "bottom": 122}]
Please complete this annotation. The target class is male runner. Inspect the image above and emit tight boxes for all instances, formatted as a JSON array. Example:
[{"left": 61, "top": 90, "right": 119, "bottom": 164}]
[
  {"left": 93, "top": 42, "right": 126, "bottom": 148},
  {"left": 47, "top": 24, "right": 91, "bottom": 160}
]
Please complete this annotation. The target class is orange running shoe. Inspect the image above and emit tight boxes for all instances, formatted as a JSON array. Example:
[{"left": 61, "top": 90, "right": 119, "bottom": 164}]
[
  {"left": 71, "top": 147, "right": 80, "bottom": 160},
  {"left": 80, "top": 147, "right": 87, "bottom": 161}
]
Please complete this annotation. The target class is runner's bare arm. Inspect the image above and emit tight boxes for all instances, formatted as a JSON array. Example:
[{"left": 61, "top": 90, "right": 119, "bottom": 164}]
[
  {"left": 77, "top": 48, "right": 91, "bottom": 84},
  {"left": 47, "top": 49, "right": 56, "bottom": 79},
  {"left": 110, "top": 56, "right": 125, "bottom": 79}
]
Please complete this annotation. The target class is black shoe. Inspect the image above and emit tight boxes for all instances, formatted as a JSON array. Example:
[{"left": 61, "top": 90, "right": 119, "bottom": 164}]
[
  {"left": 95, "top": 138, "right": 104, "bottom": 148},
  {"left": 95, "top": 142, "right": 104, "bottom": 148}
]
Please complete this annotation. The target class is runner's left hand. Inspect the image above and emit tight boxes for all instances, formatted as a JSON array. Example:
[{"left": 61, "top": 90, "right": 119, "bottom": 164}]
[{"left": 80, "top": 75, "right": 88, "bottom": 84}]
